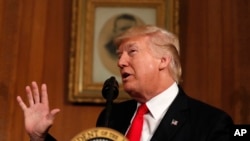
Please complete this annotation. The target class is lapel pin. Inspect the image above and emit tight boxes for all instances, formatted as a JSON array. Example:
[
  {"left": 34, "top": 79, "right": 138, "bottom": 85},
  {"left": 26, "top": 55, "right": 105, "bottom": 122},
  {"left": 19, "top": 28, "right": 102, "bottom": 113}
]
[{"left": 171, "top": 119, "right": 178, "bottom": 126}]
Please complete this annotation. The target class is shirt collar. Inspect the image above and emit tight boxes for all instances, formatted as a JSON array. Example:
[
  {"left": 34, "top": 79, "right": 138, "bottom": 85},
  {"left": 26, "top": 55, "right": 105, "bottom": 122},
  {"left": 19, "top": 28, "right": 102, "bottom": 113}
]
[{"left": 145, "top": 82, "right": 179, "bottom": 119}]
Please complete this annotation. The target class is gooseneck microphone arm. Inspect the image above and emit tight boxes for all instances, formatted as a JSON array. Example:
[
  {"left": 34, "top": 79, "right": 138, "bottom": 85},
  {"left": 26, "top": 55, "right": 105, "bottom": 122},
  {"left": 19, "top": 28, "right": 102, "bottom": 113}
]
[{"left": 102, "top": 76, "right": 119, "bottom": 127}]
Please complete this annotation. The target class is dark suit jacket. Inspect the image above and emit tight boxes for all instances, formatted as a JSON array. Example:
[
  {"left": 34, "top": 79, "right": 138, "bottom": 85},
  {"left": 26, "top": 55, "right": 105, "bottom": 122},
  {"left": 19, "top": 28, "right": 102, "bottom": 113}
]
[{"left": 96, "top": 87, "right": 234, "bottom": 141}]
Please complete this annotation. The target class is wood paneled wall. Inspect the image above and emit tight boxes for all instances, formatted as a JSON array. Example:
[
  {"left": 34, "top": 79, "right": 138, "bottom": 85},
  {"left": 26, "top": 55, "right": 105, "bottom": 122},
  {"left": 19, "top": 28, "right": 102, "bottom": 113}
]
[
  {"left": 0, "top": 0, "right": 249, "bottom": 140},
  {"left": 0, "top": 0, "right": 103, "bottom": 140},
  {"left": 179, "top": 0, "right": 250, "bottom": 124}
]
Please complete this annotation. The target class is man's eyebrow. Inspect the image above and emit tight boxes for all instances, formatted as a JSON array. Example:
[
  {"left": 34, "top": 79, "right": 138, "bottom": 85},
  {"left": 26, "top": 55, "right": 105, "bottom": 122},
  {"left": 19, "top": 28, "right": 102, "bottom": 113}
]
[
  {"left": 124, "top": 42, "right": 137, "bottom": 50},
  {"left": 116, "top": 42, "right": 137, "bottom": 54}
]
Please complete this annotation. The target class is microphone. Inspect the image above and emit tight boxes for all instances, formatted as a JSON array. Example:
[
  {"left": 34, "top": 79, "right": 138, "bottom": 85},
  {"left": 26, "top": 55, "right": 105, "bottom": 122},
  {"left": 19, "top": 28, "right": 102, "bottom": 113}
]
[
  {"left": 102, "top": 76, "right": 119, "bottom": 127},
  {"left": 102, "top": 76, "right": 119, "bottom": 100}
]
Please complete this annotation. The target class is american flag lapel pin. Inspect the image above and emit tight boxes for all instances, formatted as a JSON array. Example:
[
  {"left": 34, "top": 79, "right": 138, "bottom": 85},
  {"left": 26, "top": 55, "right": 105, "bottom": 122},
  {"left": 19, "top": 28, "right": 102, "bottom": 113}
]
[{"left": 171, "top": 119, "right": 178, "bottom": 126}]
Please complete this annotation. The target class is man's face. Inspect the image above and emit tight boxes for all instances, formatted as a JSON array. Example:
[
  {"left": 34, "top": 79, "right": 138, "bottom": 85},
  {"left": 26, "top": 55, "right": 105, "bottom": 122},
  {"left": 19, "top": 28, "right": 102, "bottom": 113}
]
[{"left": 116, "top": 36, "right": 161, "bottom": 101}]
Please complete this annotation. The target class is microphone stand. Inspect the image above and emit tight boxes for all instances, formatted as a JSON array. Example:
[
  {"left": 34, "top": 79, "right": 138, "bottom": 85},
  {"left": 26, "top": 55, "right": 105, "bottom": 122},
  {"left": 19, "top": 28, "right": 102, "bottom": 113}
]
[
  {"left": 104, "top": 94, "right": 113, "bottom": 127},
  {"left": 102, "top": 76, "right": 119, "bottom": 127}
]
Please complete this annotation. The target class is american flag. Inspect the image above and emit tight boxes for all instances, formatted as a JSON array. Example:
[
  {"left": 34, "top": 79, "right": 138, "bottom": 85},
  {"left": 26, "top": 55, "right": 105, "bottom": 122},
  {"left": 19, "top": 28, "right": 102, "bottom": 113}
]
[{"left": 171, "top": 119, "right": 178, "bottom": 126}]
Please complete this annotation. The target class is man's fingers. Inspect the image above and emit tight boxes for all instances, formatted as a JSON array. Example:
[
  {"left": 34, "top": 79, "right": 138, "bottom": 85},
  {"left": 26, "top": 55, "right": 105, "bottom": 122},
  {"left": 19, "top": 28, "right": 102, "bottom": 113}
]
[
  {"left": 41, "top": 84, "right": 48, "bottom": 105},
  {"left": 26, "top": 86, "right": 34, "bottom": 106},
  {"left": 47, "top": 109, "right": 60, "bottom": 121},
  {"left": 16, "top": 96, "right": 27, "bottom": 111},
  {"left": 31, "top": 81, "right": 40, "bottom": 103}
]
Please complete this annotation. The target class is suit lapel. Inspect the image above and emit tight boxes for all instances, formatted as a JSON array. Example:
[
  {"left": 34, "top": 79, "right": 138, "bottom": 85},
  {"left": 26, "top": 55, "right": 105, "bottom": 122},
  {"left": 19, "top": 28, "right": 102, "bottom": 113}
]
[
  {"left": 151, "top": 87, "right": 189, "bottom": 141},
  {"left": 114, "top": 100, "right": 137, "bottom": 134}
]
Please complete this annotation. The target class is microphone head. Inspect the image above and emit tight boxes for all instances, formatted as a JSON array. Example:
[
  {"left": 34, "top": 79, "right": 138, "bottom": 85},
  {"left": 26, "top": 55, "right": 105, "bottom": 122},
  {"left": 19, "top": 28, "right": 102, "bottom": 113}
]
[{"left": 102, "top": 76, "right": 119, "bottom": 100}]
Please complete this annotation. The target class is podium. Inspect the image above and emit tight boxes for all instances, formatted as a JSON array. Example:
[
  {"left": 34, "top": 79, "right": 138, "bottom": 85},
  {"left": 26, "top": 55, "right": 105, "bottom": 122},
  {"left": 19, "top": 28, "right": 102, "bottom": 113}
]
[{"left": 71, "top": 127, "right": 128, "bottom": 141}]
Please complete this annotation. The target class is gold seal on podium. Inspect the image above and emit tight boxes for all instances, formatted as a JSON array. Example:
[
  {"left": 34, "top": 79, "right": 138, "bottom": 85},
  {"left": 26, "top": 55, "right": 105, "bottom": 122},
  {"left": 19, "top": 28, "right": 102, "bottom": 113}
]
[{"left": 71, "top": 127, "right": 128, "bottom": 141}]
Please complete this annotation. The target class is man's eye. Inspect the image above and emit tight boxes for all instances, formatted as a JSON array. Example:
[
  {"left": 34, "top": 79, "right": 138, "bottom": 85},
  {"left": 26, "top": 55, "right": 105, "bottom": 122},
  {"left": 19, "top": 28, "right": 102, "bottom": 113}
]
[{"left": 128, "top": 49, "right": 137, "bottom": 54}]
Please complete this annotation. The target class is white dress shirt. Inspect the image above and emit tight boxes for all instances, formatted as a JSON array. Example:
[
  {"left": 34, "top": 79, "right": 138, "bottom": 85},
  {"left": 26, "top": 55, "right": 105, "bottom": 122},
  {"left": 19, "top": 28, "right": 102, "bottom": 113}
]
[{"left": 126, "top": 82, "right": 179, "bottom": 141}]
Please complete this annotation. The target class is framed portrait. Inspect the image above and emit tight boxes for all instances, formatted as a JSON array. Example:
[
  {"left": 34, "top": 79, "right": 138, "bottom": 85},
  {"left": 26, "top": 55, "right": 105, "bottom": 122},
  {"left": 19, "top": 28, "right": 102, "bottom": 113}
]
[{"left": 68, "top": 0, "right": 179, "bottom": 103}]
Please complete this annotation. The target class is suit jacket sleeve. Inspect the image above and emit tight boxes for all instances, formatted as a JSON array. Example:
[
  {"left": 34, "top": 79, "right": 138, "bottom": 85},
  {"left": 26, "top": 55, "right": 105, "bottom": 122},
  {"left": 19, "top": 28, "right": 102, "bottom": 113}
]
[
  {"left": 44, "top": 134, "right": 57, "bottom": 141},
  {"left": 206, "top": 112, "right": 233, "bottom": 141}
]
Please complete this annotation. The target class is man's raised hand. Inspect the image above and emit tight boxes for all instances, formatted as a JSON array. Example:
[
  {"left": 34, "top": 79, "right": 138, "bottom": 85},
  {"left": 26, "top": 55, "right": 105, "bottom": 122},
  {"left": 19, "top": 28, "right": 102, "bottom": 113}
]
[{"left": 17, "top": 81, "right": 60, "bottom": 141}]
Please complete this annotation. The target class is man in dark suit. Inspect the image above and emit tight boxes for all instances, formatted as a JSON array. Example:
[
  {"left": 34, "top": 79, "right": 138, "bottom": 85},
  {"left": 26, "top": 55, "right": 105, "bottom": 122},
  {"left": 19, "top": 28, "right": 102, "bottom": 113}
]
[
  {"left": 97, "top": 87, "right": 233, "bottom": 141},
  {"left": 17, "top": 25, "right": 233, "bottom": 141},
  {"left": 96, "top": 25, "right": 233, "bottom": 141}
]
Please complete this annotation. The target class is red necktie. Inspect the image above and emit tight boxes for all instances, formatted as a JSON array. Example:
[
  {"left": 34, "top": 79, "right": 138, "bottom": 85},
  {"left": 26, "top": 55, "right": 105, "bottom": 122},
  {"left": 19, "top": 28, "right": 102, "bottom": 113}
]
[{"left": 126, "top": 103, "right": 148, "bottom": 141}]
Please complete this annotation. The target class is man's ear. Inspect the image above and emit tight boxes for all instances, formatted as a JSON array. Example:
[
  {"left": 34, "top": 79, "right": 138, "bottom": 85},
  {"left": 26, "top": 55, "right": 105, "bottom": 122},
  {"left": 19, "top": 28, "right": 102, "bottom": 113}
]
[{"left": 159, "top": 56, "right": 171, "bottom": 70}]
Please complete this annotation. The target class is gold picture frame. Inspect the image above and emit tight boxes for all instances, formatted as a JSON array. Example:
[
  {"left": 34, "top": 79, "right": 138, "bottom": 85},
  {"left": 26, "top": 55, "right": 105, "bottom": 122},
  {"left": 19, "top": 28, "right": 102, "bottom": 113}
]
[{"left": 68, "top": 0, "right": 179, "bottom": 103}]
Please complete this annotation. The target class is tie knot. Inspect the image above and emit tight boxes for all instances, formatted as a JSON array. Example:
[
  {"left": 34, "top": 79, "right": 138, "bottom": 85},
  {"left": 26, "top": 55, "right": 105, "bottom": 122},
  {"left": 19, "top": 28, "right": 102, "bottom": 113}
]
[{"left": 137, "top": 103, "right": 148, "bottom": 115}]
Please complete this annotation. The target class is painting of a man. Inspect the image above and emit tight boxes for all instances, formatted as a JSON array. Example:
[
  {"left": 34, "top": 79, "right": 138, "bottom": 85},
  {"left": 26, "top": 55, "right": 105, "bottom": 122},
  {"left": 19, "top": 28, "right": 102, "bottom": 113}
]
[
  {"left": 98, "top": 13, "right": 144, "bottom": 76},
  {"left": 105, "top": 14, "right": 137, "bottom": 59}
]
